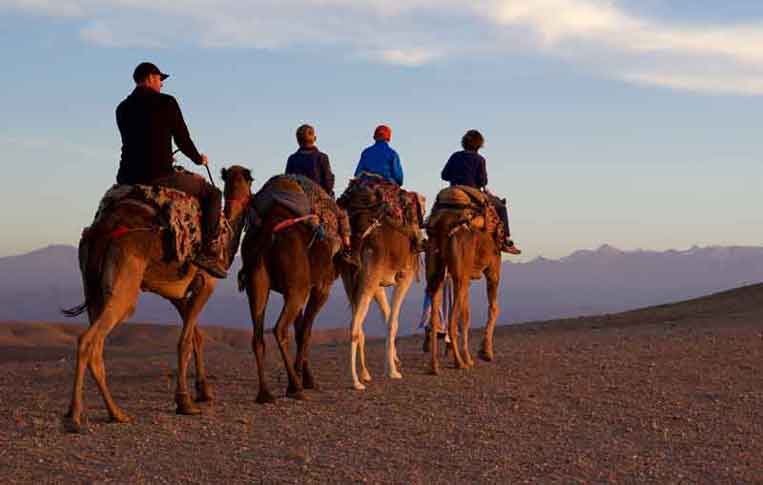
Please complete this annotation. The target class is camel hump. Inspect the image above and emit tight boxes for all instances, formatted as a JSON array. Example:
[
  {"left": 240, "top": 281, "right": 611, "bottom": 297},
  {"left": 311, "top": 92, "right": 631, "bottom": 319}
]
[
  {"left": 435, "top": 185, "right": 486, "bottom": 207},
  {"left": 262, "top": 174, "right": 306, "bottom": 195}
]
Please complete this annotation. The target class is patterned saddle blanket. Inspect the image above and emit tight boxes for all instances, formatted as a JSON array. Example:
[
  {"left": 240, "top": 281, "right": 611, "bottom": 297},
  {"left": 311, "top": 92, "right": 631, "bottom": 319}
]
[
  {"left": 337, "top": 174, "right": 422, "bottom": 231},
  {"left": 428, "top": 185, "right": 504, "bottom": 245},
  {"left": 88, "top": 183, "right": 229, "bottom": 264},
  {"left": 253, "top": 174, "right": 346, "bottom": 255}
]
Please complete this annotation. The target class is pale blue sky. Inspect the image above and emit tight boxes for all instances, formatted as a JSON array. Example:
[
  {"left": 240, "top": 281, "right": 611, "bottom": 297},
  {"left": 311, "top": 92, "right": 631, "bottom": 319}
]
[{"left": 1, "top": 1, "right": 762, "bottom": 260}]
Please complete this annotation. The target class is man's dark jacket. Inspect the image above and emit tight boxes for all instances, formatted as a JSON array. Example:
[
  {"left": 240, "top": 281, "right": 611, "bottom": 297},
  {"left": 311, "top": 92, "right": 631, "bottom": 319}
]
[
  {"left": 441, "top": 150, "right": 488, "bottom": 188},
  {"left": 285, "top": 146, "right": 335, "bottom": 195},
  {"left": 116, "top": 86, "right": 203, "bottom": 185}
]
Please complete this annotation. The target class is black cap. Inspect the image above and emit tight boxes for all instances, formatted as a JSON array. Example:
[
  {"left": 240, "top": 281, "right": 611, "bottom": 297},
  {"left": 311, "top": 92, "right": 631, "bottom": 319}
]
[{"left": 132, "top": 62, "right": 169, "bottom": 83}]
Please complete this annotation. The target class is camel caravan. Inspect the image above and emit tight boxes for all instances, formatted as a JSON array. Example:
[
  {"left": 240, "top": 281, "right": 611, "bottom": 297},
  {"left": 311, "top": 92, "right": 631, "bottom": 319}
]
[{"left": 62, "top": 63, "right": 521, "bottom": 432}]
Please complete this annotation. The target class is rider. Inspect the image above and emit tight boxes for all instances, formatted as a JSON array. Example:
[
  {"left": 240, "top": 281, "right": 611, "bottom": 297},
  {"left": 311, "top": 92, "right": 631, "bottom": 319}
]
[
  {"left": 285, "top": 124, "right": 352, "bottom": 251},
  {"left": 355, "top": 125, "right": 403, "bottom": 185},
  {"left": 354, "top": 125, "right": 425, "bottom": 251},
  {"left": 115, "top": 62, "right": 228, "bottom": 278},
  {"left": 441, "top": 129, "right": 521, "bottom": 255},
  {"left": 286, "top": 124, "right": 335, "bottom": 195}
]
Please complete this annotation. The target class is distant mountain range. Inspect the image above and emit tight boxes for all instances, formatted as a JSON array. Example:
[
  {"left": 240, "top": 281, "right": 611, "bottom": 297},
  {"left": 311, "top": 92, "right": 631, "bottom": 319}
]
[{"left": 1, "top": 244, "right": 762, "bottom": 336}]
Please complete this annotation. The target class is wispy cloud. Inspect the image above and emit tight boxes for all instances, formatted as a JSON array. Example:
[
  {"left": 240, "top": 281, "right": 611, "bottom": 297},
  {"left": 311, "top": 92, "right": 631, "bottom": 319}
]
[{"left": 4, "top": 0, "right": 763, "bottom": 94}]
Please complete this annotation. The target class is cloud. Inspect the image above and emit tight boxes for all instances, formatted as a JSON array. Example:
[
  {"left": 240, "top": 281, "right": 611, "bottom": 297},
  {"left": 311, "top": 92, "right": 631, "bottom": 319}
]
[{"left": 4, "top": 0, "right": 763, "bottom": 94}]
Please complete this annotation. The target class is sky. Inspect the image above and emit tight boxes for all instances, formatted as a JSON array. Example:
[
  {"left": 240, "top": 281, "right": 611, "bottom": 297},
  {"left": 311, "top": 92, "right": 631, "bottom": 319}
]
[{"left": 1, "top": 0, "right": 762, "bottom": 261}]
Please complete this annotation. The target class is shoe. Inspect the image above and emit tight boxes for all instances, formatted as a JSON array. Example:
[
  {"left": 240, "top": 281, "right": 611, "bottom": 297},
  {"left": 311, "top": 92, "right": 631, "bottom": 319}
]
[
  {"left": 414, "top": 234, "right": 427, "bottom": 253},
  {"left": 340, "top": 247, "right": 360, "bottom": 268},
  {"left": 194, "top": 252, "right": 228, "bottom": 279},
  {"left": 502, "top": 239, "right": 522, "bottom": 255}
]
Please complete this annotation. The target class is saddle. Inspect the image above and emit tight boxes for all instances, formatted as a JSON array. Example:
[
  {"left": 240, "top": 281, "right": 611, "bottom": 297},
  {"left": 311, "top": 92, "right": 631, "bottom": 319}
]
[
  {"left": 338, "top": 174, "right": 422, "bottom": 233},
  {"left": 428, "top": 185, "right": 504, "bottom": 245},
  {"left": 86, "top": 183, "right": 229, "bottom": 265},
  {"left": 253, "top": 174, "right": 344, "bottom": 254}
]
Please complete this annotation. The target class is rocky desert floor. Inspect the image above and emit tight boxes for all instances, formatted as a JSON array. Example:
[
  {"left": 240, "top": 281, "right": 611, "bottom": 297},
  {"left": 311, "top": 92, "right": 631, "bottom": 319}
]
[{"left": 1, "top": 284, "right": 762, "bottom": 484}]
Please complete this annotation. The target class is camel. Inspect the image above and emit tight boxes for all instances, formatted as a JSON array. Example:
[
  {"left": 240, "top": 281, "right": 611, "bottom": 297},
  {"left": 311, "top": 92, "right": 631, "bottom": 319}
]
[
  {"left": 340, "top": 180, "right": 420, "bottom": 390},
  {"left": 239, "top": 176, "right": 341, "bottom": 403},
  {"left": 424, "top": 191, "right": 502, "bottom": 375},
  {"left": 62, "top": 165, "right": 253, "bottom": 432}
]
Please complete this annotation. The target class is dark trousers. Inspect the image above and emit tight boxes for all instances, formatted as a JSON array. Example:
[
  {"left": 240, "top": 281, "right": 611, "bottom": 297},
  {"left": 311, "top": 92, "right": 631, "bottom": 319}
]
[
  {"left": 487, "top": 194, "right": 510, "bottom": 237},
  {"left": 153, "top": 170, "right": 223, "bottom": 242}
]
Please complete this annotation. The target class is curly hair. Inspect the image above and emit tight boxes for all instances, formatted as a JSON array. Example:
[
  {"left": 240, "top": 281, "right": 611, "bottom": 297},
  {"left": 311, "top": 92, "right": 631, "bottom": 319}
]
[
  {"left": 296, "top": 124, "right": 316, "bottom": 147},
  {"left": 461, "top": 129, "right": 484, "bottom": 151}
]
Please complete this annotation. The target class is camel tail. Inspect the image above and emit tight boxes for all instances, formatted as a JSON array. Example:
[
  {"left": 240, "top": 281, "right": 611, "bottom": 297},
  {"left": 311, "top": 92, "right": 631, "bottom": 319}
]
[{"left": 61, "top": 226, "right": 114, "bottom": 319}]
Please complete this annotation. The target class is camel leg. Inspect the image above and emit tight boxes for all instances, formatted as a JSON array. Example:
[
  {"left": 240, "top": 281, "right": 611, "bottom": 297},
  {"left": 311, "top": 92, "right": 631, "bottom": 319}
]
[
  {"left": 175, "top": 275, "right": 216, "bottom": 414},
  {"left": 385, "top": 272, "right": 414, "bottom": 379},
  {"left": 66, "top": 258, "right": 143, "bottom": 432},
  {"left": 425, "top": 248, "right": 447, "bottom": 375},
  {"left": 192, "top": 328, "right": 213, "bottom": 402},
  {"left": 479, "top": 264, "right": 500, "bottom": 362},
  {"left": 295, "top": 285, "right": 330, "bottom": 390},
  {"left": 349, "top": 287, "right": 375, "bottom": 391},
  {"left": 174, "top": 314, "right": 202, "bottom": 415},
  {"left": 448, "top": 277, "right": 469, "bottom": 370},
  {"left": 461, "top": 287, "right": 474, "bottom": 368},
  {"left": 172, "top": 276, "right": 217, "bottom": 404},
  {"left": 88, "top": 327, "right": 130, "bottom": 424},
  {"left": 274, "top": 290, "right": 308, "bottom": 400},
  {"left": 247, "top": 267, "right": 274, "bottom": 404}
]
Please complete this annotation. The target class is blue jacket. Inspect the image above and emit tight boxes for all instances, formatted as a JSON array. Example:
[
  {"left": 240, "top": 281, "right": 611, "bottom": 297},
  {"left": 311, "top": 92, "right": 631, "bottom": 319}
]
[{"left": 354, "top": 140, "right": 404, "bottom": 185}]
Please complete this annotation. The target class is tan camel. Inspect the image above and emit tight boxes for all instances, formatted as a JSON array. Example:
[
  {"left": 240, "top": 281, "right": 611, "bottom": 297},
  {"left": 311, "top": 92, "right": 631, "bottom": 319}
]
[
  {"left": 340, "top": 187, "right": 419, "bottom": 390},
  {"left": 425, "top": 197, "right": 502, "bottom": 375},
  {"left": 239, "top": 178, "right": 341, "bottom": 403},
  {"left": 62, "top": 166, "right": 253, "bottom": 432}
]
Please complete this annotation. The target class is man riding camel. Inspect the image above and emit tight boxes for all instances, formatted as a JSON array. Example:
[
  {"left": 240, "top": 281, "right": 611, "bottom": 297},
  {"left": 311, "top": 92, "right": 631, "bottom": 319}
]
[
  {"left": 116, "top": 62, "right": 228, "bottom": 278},
  {"left": 441, "top": 129, "right": 521, "bottom": 255},
  {"left": 285, "top": 124, "right": 352, "bottom": 252},
  {"left": 353, "top": 124, "right": 425, "bottom": 251}
]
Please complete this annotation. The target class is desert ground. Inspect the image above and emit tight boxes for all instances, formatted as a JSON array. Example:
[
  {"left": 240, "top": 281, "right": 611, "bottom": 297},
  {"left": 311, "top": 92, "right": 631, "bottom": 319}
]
[{"left": 1, "top": 284, "right": 762, "bottom": 483}]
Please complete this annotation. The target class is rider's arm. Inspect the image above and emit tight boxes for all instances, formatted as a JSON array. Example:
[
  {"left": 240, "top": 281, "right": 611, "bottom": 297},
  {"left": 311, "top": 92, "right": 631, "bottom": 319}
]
[
  {"left": 169, "top": 97, "right": 204, "bottom": 165},
  {"left": 477, "top": 156, "right": 488, "bottom": 189},
  {"left": 391, "top": 151, "right": 404, "bottom": 186},
  {"left": 320, "top": 152, "right": 336, "bottom": 196},
  {"left": 441, "top": 154, "right": 455, "bottom": 182}
]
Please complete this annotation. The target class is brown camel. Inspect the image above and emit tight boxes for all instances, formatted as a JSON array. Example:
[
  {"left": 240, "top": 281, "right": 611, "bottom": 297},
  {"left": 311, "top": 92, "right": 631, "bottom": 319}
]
[
  {"left": 62, "top": 166, "right": 253, "bottom": 432},
  {"left": 239, "top": 181, "right": 341, "bottom": 403},
  {"left": 425, "top": 199, "right": 502, "bottom": 375},
  {"left": 340, "top": 191, "right": 419, "bottom": 390}
]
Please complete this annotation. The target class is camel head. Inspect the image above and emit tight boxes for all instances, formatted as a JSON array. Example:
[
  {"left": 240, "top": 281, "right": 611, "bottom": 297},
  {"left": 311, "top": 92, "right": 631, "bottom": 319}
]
[{"left": 221, "top": 165, "right": 253, "bottom": 220}]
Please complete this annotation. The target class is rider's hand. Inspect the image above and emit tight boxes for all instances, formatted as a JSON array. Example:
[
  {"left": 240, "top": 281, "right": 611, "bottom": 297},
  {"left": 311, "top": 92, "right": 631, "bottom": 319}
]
[{"left": 199, "top": 154, "right": 209, "bottom": 166}]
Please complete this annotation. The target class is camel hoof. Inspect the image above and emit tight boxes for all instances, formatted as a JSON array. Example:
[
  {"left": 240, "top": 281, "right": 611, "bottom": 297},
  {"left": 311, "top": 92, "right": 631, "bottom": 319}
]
[
  {"left": 302, "top": 372, "right": 317, "bottom": 390},
  {"left": 63, "top": 415, "right": 84, "bottom": 434},
  {"left": 479, "top": 350, "right": 494, "bottom": 362},
  {"left": 195, "top": 380, "right": 214, "bottom": 403},
  {"left": 287, "top": 389, "right": 307, "bottom": 401},
  {"left": 352, "top": 382, "right": 366, "bottom": 391},
  {"left": 256, "top": 391, "right": 276, "bottom": 405},
  {"left": 176, "top": 394, "right": 203, "bottom": 415},
  {"left": 454, "top": 363, "right": 469, "bottom": 370},
  {"left": 388, "top": 371, "right": 403, "bottom": 380},
  {"left": 360, "top": 371, "right": 372, "bottom": 383},
  {"left": 429, "top": 367, "right": 441, "bottom": 376},
  {"left": 303, "top": 379, "right": 317, "bottom": 390},
  {"left": 109, "top": 410, "right": 132, "bottom": 424}
]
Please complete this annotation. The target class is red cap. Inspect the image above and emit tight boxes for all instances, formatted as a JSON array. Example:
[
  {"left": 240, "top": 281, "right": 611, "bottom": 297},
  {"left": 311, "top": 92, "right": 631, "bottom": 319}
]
[{"left": 373, "top": 124, "right": 392, "bottom": 142}]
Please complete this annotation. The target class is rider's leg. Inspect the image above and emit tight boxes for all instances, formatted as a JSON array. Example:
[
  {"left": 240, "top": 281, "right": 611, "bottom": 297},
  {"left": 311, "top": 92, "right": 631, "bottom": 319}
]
[{"left": 154, "top": 171, "right": 227, "bottom": 277}]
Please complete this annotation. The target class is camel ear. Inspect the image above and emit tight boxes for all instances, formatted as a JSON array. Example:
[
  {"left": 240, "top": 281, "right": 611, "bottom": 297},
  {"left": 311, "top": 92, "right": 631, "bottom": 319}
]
[
  {"left": 220, "top": 167, "right": 228, "bottom": 182},
  {"left": 243, "top": 168, "right": 253, "bottom": 183}
]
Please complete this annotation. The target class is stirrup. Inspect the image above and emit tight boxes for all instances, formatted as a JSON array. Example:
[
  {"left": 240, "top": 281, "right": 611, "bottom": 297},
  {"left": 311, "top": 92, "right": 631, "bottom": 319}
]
[{"left": 194, "top": 253, "right": 228, "bottom": 278}]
